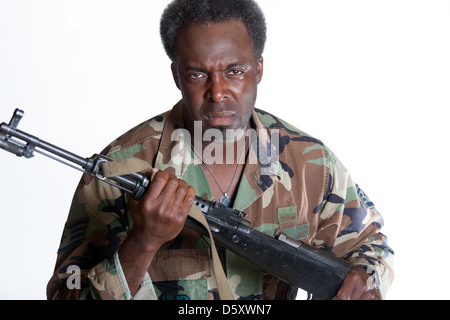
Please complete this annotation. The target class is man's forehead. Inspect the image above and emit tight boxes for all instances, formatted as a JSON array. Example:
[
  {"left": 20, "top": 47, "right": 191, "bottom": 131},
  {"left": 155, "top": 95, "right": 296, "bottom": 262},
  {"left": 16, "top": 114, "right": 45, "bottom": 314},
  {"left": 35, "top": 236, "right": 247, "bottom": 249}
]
[{"left": 174, "top": 20, "right": 256, "bottom": 62}]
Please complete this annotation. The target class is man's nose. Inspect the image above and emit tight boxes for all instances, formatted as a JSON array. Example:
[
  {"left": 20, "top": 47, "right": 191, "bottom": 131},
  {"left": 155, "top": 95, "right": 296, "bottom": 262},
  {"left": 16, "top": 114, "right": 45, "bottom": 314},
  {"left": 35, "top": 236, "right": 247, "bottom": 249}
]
[{"left": 206, "top": 73, "right": 229, "bottom": 102}]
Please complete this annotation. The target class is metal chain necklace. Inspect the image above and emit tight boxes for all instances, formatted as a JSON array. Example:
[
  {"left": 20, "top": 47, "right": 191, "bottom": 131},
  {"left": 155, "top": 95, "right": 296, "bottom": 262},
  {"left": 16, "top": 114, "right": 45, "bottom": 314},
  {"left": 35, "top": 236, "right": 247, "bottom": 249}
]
[{"left": 187, "top": 137, "right": 247, "bottom": 207}]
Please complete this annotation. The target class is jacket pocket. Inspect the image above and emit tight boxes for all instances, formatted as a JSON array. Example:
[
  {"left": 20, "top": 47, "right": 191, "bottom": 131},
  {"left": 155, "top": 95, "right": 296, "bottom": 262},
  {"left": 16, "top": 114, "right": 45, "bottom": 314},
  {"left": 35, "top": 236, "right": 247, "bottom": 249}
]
[
  {"left": 277, "top": 205, "right": 309, "bottom": 240},
  {"left": 148, "top": 249, "right": 211, "bottom": 300}
]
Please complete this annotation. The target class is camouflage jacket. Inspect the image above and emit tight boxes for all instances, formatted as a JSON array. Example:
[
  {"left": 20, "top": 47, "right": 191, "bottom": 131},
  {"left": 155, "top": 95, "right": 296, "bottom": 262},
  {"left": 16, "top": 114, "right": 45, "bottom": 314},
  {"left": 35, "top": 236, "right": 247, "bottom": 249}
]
[{"left": 47, "top": 101, "right": 394, "bottom": 300}]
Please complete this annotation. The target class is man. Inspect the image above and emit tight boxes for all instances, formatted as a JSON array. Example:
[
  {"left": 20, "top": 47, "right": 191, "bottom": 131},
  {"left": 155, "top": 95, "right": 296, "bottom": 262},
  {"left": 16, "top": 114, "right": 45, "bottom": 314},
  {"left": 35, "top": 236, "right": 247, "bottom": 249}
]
[{"left": 47, "top": 0, "right": 394, "bottom": 300}]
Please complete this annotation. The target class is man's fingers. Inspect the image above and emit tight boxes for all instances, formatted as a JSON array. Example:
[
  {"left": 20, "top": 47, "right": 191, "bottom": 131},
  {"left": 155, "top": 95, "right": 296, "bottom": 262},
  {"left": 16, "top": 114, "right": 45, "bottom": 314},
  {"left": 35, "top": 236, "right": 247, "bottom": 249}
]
[
  {"left": 146, "top": 171, "right": 195, "bottom": 217},
  {"left": 333, "top": 269, "right": 360, "bottom": 300},
  {"left": 182, "top": 186, "right": 196, "bottom": 214},
  {"left": 333, "top": 281, "right": 353, "bottom": 300},
  {"left": 169, "top": 179, "right": 188, "bottom": 205},
  {"left": 145, "top": 171, "right": 170, "bottom": 200},
  {"left": 358, "top": 289, "right": 381, "bottom": 300},
  {"left": 333, "top": 267, "right": 382, "bottom": 300}
]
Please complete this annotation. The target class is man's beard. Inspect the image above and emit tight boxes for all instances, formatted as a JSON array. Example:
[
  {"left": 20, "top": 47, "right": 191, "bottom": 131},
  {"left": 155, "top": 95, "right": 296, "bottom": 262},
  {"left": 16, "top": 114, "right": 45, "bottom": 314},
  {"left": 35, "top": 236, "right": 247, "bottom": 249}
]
[
  {"left": 209, "top": 125, "right": 239, "bottom": 143},
  {"left": 204, "top": 108, "right": 253, "bottom": 143}
]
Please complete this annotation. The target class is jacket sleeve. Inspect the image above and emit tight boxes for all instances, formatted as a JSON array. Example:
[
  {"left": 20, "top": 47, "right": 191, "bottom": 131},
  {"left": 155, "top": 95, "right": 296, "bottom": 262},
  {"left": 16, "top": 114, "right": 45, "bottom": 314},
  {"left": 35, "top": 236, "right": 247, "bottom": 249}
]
[
  {"left": 313, "top": 150, "right": 395, "bottom": 298},
  {"left": 46, "top": 174, "right": 157, "bottom": 300}
]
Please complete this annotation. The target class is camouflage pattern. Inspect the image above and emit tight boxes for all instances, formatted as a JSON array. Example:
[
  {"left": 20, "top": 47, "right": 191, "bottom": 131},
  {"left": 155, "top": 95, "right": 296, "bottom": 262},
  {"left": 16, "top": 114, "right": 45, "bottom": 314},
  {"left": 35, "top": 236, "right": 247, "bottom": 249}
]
[{"left": 47, "top": 101, "right": 394, "bottom": 300}]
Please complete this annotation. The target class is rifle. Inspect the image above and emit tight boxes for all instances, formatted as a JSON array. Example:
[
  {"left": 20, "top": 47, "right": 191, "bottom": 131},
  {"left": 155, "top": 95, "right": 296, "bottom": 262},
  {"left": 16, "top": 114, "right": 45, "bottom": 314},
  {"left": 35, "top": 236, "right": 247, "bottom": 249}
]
[{"left": 0, "top": 108, "right": 350, "bottom": 300}]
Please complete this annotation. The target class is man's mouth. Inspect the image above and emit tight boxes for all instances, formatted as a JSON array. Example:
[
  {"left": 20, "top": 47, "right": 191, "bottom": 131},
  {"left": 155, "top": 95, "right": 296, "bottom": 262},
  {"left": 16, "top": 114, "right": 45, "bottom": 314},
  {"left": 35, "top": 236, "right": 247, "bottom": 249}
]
[{"left": 205, "top": 111, "right": 236, "bottom": 127}]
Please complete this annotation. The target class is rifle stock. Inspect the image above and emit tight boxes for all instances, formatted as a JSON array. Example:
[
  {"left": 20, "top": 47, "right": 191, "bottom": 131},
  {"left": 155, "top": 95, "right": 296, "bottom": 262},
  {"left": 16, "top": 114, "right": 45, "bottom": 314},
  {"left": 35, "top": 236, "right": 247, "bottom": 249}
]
[{"left": 1, "top": 108, "right": 350, "bottom": 300}]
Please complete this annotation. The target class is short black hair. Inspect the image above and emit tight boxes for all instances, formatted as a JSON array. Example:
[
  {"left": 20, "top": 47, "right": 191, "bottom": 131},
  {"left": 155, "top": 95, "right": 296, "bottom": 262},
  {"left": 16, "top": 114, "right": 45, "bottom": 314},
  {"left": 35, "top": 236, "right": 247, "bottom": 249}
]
[{"left": 160, "top": 0, "right": 267, "bottom": 61}]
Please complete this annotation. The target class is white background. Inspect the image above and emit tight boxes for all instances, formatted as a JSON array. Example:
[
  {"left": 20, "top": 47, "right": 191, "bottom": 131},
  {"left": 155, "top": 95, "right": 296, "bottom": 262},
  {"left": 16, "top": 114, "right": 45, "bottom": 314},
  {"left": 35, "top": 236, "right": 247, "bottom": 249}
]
[{"left": 0, "top": 0, "right": 449, "bottom": 300}]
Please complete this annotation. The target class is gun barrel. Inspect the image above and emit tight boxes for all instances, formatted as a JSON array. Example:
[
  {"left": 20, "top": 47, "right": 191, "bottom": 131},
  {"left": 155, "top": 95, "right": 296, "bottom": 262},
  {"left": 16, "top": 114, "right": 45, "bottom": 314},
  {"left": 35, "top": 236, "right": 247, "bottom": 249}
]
[{"left": 1, "top": 121, "right": 91, "bottom": 170}]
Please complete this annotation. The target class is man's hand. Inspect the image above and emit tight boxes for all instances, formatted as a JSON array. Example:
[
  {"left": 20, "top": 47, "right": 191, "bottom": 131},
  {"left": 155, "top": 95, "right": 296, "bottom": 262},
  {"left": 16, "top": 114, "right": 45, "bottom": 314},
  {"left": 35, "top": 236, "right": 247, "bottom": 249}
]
[
  {"left": 118, "top": 170, "right": 196, "bottom": 295},
  {"left": 126, "top": 170, "right": 196, "bottom": 252},
  {"left": 333, "top": 266, "right": 381, "bottom": 300}
]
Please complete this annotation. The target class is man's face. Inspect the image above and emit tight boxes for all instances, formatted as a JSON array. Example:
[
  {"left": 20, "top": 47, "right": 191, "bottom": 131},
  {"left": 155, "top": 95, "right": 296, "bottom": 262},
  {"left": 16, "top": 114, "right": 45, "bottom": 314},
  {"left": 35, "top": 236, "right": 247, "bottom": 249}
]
[{"left": 171, "top": 20, "right": 263, "bottom": 141}]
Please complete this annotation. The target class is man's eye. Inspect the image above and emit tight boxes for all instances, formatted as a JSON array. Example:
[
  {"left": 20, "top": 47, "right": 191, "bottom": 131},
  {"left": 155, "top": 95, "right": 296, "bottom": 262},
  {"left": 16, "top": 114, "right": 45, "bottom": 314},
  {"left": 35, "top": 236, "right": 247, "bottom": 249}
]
[
  {"left": 227, "top": 69, "right": 247, "bottom": 79},
  {"left": 188, "top": 73, "right": 205, "bottom": 79},
  {"left": 229, "top": 70, "right": 244, "bottom": 76}
]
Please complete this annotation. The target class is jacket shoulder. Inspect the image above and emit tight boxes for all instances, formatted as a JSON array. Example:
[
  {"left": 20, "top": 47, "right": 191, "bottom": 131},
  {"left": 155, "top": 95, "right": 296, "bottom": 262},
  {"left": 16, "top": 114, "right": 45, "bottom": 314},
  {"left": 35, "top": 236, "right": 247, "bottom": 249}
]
[
  {"left": 254, "top": 108, "right": 324, "bottom": 145},
  {"left": 101, "top": 110, "right": 171, "bottom": 158}
]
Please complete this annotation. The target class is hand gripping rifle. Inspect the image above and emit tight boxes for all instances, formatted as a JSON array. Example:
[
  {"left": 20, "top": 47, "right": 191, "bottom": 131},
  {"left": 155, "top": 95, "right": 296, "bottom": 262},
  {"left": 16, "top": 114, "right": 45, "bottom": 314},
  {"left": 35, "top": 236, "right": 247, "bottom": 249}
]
[{"left": 0, "top": 109, "right": 350, "bottom": 300}]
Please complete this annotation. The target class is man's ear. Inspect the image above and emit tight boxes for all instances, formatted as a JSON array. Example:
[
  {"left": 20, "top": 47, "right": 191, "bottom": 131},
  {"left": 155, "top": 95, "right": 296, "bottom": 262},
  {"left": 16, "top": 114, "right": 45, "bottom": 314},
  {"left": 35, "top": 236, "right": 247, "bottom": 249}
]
[
  {"left": 171, "top": 62, "right": 181, "bottom": 90},
  {"left": 256, "top": 56, "right": 264, "bottom": 84}
]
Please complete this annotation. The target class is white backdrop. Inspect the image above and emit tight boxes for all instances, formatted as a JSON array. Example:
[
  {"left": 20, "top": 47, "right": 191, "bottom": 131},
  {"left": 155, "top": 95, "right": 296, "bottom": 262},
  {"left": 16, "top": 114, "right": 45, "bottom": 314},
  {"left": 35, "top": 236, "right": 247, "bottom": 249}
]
[{"left": 1, "top": 0, "right": 449, "bottom": 300}]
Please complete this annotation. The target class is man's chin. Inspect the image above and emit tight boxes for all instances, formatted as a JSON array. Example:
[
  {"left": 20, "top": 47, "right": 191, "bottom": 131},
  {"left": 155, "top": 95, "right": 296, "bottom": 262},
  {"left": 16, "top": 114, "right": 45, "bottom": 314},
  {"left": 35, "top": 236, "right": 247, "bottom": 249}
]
[{"left": 203, "top": 124, "right": 247, "bottom": 143}]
